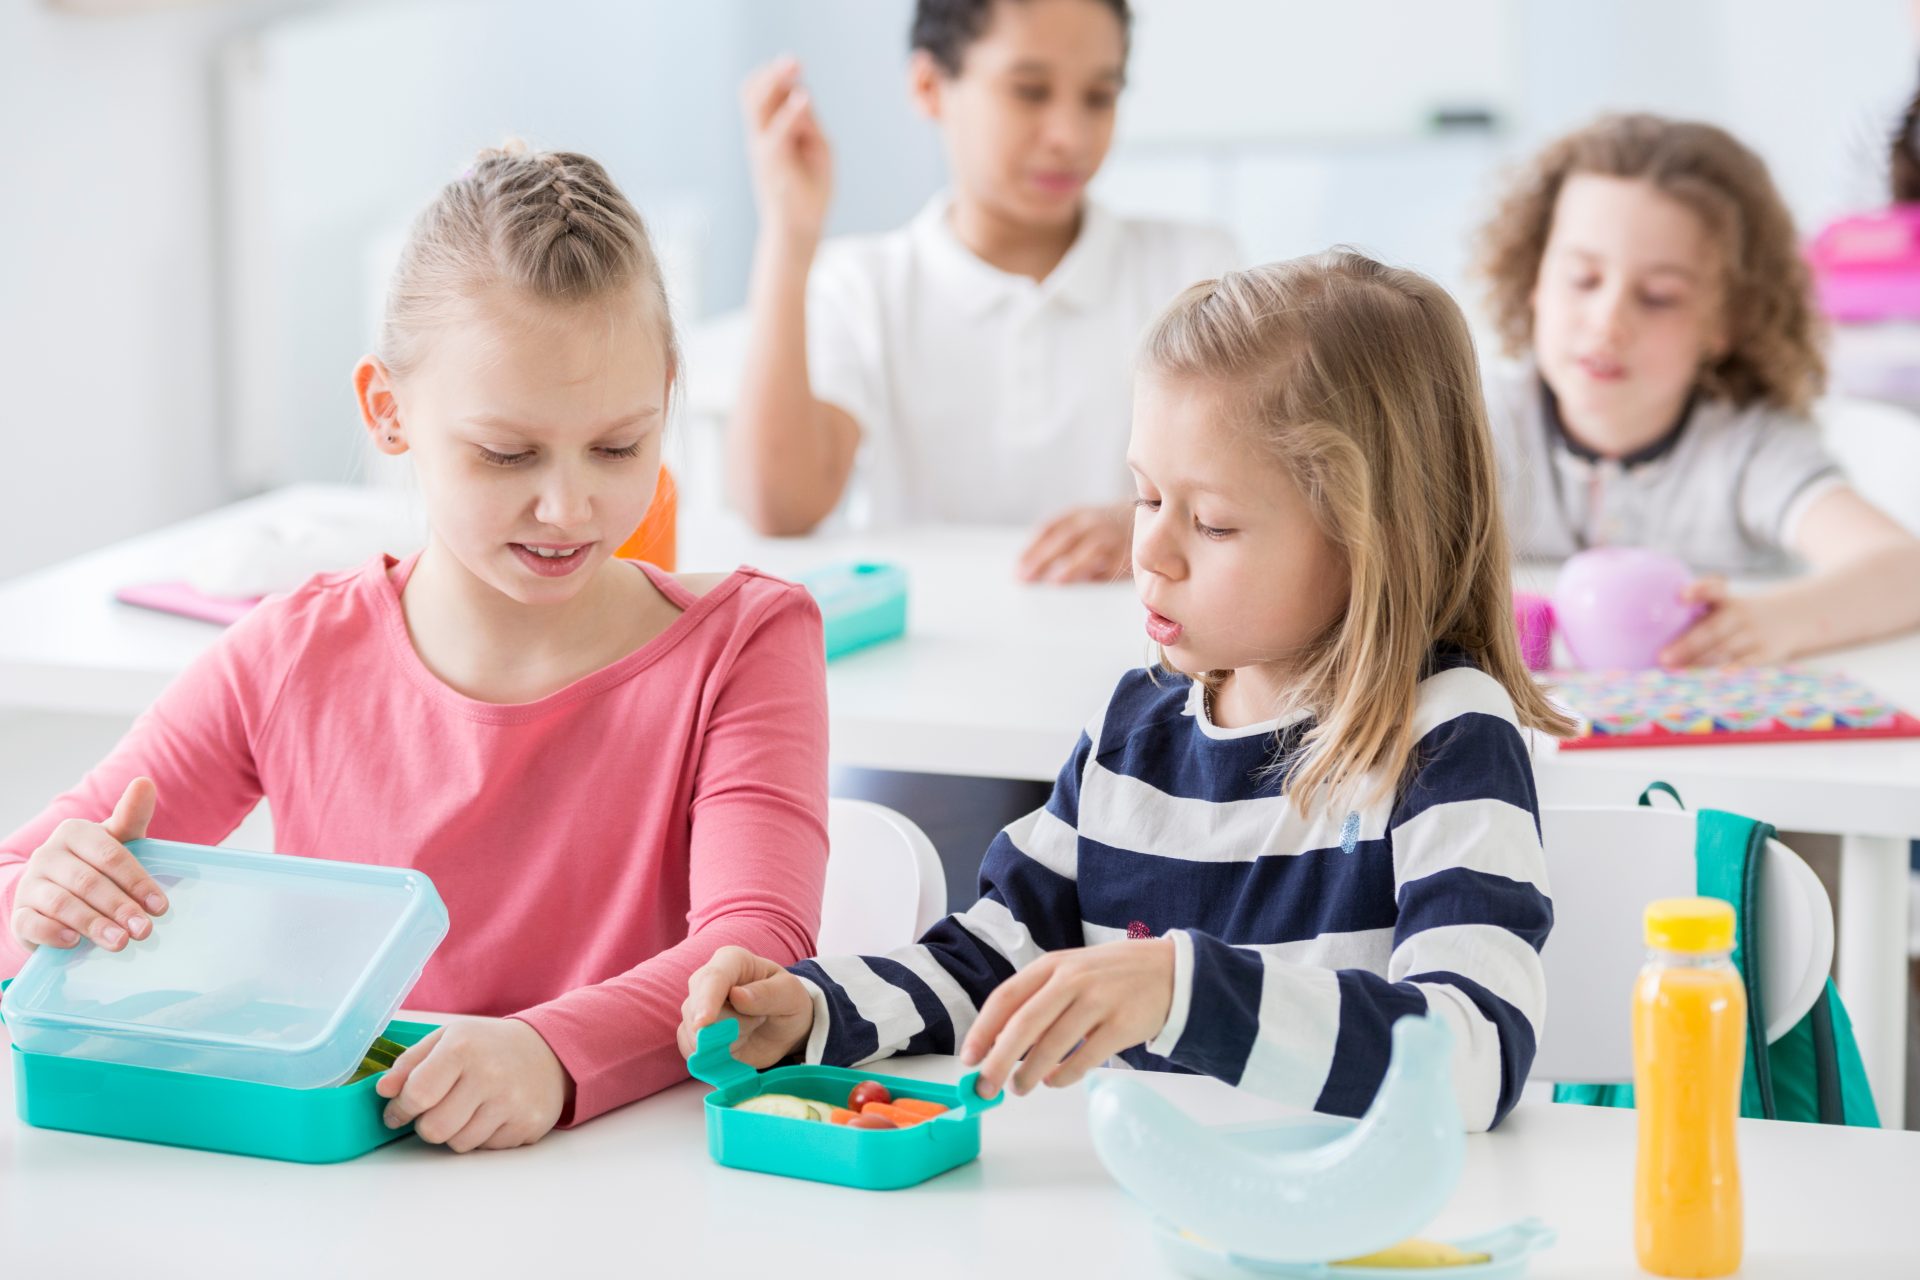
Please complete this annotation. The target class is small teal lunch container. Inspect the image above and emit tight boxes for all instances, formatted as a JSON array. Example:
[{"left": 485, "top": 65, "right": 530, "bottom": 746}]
[
  {"left": 689, "top": 1017, "right": 1003, "bottom": 1190},
  {"left": 801, "top": 562, "right": 908, "bottom": 660}
]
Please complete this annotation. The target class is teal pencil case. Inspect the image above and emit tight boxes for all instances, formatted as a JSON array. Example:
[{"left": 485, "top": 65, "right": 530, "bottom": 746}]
[
  {"left": 689, "top": 1017, "right": 1003, "bottom": 1190},
  {"left": 4, "top": 984, "right": 435, "bottom": 1163},
  {"left": 801, "top": 562, "right": 907, "bottom": 660}
]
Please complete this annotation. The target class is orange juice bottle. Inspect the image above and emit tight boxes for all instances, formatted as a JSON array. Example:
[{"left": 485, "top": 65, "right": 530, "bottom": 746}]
[{"left": 1633, "top": 897, "right": 1745, "bottom": 1277}]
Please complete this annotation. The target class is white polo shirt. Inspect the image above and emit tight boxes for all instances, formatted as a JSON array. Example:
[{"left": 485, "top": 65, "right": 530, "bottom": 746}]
[
  {"left": 1483, "top": 359, "right": 1848, "bottom": 574},
  {"left": 806, "top": 195, "right": 1239, "bottom": 528}
]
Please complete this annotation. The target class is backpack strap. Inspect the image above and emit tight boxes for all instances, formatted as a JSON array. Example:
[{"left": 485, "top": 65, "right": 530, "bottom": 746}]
[
  {"left": 1695, "top": 808, "right": 1777, "bottom": 1120},
  {"left": 1808, "top": 988, "right": 1848, "bottom": 1124},
  {"left": 1638, "top": 781, "right": 1686, "bottom": 810}
]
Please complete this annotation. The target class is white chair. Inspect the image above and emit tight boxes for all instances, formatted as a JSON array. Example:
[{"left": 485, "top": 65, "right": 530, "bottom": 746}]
[
  {"left": 1817, "top": 395, "right": 1920, "bottom": 536},
  {"left": 816, "top": 799, "right": 948, "bottom": 956},
  {"left": 1532, "top": 806, "right": 1833, "bottom": 1084}
]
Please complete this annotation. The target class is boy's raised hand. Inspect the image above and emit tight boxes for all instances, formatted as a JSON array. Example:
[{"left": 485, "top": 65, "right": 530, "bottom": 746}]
[
  {"left": 8, "top": 776, "right": 169, "bottom": 952},
  {"left": 677, "top": 945, "right": 816, "bottom": 1067},
  {"left": 740, "top": 54, "right": 833, "bottom": 250},
  {"left": 961, "top": 938, "right": 1176, "bottom": 1098},
  {"left": 376, "top": 1018, "right": 571, "bottom": 1154}
]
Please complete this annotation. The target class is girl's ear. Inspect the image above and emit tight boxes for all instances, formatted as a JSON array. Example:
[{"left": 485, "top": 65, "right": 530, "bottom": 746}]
[
  {"left": 908, "top": 49, "right": 947, "bottom": 123},
  {"left": 353, "top": 356, "right": 408, "bottom": 456}
]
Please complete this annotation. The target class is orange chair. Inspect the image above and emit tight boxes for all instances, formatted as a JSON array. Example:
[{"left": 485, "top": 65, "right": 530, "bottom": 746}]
[{"left": 616, "top": 466, "right": 678, "bottom": 570}]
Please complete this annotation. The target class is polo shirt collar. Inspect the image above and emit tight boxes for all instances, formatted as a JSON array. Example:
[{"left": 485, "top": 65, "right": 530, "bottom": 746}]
[
  {"left": 1539, "top": 377, "right": 1694, "bottom": 470},
  {"left": 909, "top": 192, "right": 1121, "bottom": 317}
]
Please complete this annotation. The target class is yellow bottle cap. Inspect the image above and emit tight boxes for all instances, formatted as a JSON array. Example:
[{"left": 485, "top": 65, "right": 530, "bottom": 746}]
[{"left": 1644, "top": 897, "right": 1736, "bottom": 952}]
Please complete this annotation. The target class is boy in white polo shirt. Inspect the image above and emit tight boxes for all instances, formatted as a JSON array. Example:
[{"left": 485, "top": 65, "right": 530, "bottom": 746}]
[
  {"left": 728, "top": 0, "right": 1236, "bottom": 584},
  {"left": 1475, "top": 114, "right": 1920, "bottom": 665}
]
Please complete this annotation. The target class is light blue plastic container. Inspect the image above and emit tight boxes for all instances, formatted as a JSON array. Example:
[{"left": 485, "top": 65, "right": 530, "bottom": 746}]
[
  {"left": 801, "top": 562, "right": 908, "bottom": 660},
  {"left": 1089, "top": 1014, "right": 1487, "bottom": 1266},
  {"left": 1, "top": 839, "right": 447, "bottom": 1089}
]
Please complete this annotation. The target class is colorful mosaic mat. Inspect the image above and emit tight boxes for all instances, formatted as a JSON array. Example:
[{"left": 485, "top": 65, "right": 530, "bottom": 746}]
[{"left": 1546, "top": 666, "right": 1920, "bottom": 749}]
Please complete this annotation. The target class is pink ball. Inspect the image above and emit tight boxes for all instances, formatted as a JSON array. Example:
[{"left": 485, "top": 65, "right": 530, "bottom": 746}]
[{"left": 1552, "top": 548, "right": 1704, "bottom": 670}]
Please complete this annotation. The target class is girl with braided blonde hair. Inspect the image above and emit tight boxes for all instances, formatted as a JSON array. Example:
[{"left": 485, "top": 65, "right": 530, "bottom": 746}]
[{"left": 0, "top": 144, "right": 831, "bottom": 1151}]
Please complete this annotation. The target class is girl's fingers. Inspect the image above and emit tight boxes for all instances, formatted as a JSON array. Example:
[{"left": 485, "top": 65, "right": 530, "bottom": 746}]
[
  {"left": 1046, "top": 1022, "right": 1131, "bottom": 1090},
  {"left": 961, "top": 962, "right": 1053, "bottom": 1063},
  {"left": 481, "top": 1122, "right": 535, "bottom": 1151},
  {"left": 382, "top": 1031, "right": 456, "bottom": 1123},
  {"left": 376, "top": 1026, "right": 443, "bottom": 1099},
  {"left": 101, "top": 776, "right": 158, "bottom": 847},
  {"left": 1013, "top": 1003, "right": 1102, "bottom": 1095},
  {"left": 24, "top": 879, "right": 123, "bottom": 949},
  {"left": 49, "top": 849, "right": 148, "bottom": 940},
  {"left": 67, "top": 820, "right": 166, "bottom": 913},
  {"left": 445, "top": 1102, "right": 506, "bottom": 1155},
  {"left": 409, "top": 1076, "right": 486, "bottom": 1148},
  {"left": 10, "top": 905, "right": 79, "bottom": 950},
  {"left": 972, "top": 977, "right": 1075, "bottom": 1097}
]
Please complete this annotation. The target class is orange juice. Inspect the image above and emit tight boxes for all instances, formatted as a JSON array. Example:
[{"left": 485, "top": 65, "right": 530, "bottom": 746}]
[{"left": 1633, "top": 897, "right": 1745, "bottom": 1278}]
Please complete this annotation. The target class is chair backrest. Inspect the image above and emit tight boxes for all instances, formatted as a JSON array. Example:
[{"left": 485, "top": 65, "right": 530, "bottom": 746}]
[
  {"left": 1532, "top": 806, "right": 1833, "bottom": 1084},
  {"left": 817, "top": 799, "right": 948, "bottom": 956},
  {"left": 1818, "top": 395, "right": 1920, "bottom": 535}
]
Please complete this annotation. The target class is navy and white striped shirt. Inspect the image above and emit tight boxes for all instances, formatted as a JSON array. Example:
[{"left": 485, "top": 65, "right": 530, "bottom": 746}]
[{"left": 791, "top": 655, "right": 1551, "bottom": 1131}]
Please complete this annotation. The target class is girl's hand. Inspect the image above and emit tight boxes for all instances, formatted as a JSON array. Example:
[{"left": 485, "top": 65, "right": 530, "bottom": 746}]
[
  {"left": 377, "top": 1019, "right": 570, "bottom": 1153},
  {"left": 677, "top": 945, "right": 816, "bottom": 1067},
  {"left": 740, "top": 55, "right": 833, "bottom": 250},
  {"left": 8, "top": 777, "right": 168, "bottom": 952},
  {"left": 962, "top": 938, "right": 1175, "bottom": 1098},
  {"left": 1658, "top": 576, "right": 1802, "bottom": 667},
  {"left": 1018, "top": 502, "right": 1135, "bottom": 584}
]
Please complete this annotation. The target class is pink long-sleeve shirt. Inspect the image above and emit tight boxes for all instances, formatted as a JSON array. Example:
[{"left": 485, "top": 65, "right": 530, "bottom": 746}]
[{"left": 0, "top": 554, "right": 830, "bottom": 1124}]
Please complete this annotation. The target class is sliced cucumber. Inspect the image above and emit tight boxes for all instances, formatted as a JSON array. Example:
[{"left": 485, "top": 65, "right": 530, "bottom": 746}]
[{"left": 734, "top": 1093, "right": 830, "bottom": 1121}]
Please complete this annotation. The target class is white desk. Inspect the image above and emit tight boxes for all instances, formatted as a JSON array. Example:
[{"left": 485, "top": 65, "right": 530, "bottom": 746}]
[
  {"left": 0, "top": 484, "right": 1914, "bottom": 1126},
  {"left": 3, "top": 1030, "right": 1916, "bottom": 1278}
]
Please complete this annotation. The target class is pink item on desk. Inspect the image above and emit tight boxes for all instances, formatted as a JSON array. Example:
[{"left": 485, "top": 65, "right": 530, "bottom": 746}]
[
  {"left": 1512, "top": 591, "right": 1555, "bottom": 672},
  {"left": 1551, "top": 548, "right": 1704, "bottom": 671},
  {"left": 114, "top": 582, "right": 261, "bottom": 627},
  {"left": 1809, "top": 205, "right": 1920, "bottom": 322}
]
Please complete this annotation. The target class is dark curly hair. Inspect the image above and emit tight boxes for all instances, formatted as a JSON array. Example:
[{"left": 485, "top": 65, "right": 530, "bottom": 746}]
[
  {"left": 1474, "top": 113, "right": 1825, "bottom": 414},
  {"left": 911, "top": 0, "right": 1131, "bottom": 76}
]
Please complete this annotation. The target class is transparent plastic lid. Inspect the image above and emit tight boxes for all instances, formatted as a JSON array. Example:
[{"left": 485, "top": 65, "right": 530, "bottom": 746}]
[{"left": 2, "top": 839, "right": 447, "bottom": 1089}]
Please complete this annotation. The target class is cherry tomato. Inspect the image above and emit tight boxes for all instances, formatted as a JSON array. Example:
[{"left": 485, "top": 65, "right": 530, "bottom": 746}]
[
  {"left": 847, "top": 1113, "right": 896, "bottom": 1130},
  {"left": 847, "top": 1080, "right": 892, "bottom": 1111}
]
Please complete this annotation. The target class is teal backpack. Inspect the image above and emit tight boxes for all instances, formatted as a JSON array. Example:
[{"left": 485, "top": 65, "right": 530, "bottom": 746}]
[{"left": 1554, "top": 783, "right": 1881, "bottom": 1128}]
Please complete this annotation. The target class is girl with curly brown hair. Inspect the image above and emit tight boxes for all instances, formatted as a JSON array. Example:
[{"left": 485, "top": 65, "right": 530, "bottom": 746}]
[{"left": 1476, "top": 114, "right": 1920, "bottom": 665}]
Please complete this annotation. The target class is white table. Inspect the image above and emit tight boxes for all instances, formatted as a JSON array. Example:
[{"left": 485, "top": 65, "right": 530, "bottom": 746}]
[
  {"left": 3, "top": 1029, "right": 1916, "bottom": 1278},
  {"left": 0, "top": 484, "right": 1915, "bottom": 1126}
]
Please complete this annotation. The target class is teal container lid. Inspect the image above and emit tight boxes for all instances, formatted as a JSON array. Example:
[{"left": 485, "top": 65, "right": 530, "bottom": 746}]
[{"left": 1, "top": 839, "right": 447, "bottom": 1090}]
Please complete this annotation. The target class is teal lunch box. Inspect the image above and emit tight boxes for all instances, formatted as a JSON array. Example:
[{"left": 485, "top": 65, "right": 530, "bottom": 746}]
[
  {"left": 3, "top": 981, "right": 436, "bottom": 1163},
  {"left": 801, "top": 562, "right": 908, "bottom": 660},
  {"left": 688, "top": 1017, "right": 1003, "bottom": 1190}
]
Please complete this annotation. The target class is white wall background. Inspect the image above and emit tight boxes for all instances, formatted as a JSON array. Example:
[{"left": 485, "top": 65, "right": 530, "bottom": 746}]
[{"left": 1, "top": 0, "right": 1915, "bottom": 582}]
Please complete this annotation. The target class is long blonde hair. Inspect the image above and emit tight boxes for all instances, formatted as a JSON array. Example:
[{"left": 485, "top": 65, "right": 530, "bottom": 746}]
[
  {"left": 1140, "top": 250, "right": 1573, "bottom": 812},
  {"left": 378, "top": 141, "right": 679, "bottom": 385}
]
